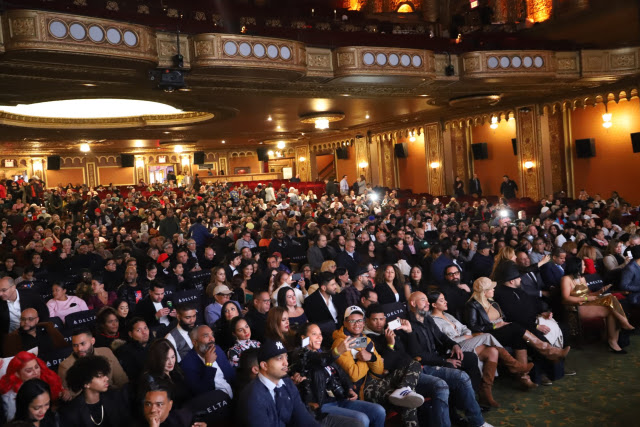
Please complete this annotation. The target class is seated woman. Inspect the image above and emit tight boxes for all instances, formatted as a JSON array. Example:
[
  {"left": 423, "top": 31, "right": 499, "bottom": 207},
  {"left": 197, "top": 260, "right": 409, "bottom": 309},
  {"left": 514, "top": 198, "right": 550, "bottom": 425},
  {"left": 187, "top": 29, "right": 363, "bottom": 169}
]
[
  {"left": 561, "top": 256, "right": 634, "bottom": 354},
  {"left": 465, "top": 278, "right": 570, "bottom": 389},
  {"left": 374, "top": 264, "right": 405, "bottom": 304},
  {"left": 93, "top": 306, "right": 121, "bottom": 349},
  {"left": 13, "top": 378, "right": 59, "bottom": 427},
  {"left": 404, "top": 265, "right": 427, "bottom": 302},
  {"left": 0, "top": 351, "right": 63, "bottom": 421},
  {"left": 428, "top": 291, "right": 532, "bottom": 407},
  {"left": 577, "top": 244, "right": 598, "bottom": 275},
  {"left": 264, "top": 306, "right": 295, "bottom": 351},
  {"left": 277, "top": 286, "right": 308, "bottom": 331},
  {"left": 227, "top": 317, "right": 261, "bottom": 368},
  {"left": 142, "top": 339, "right": 192, "bottom": 408},
  {"left": 212, "top": 300, "right": 241, "bottom": 352},
  {"left": 603, "top": 238, "right": 629, "bottom": 284},
  {"left": 60, "top": 355, "right": 130, "bottom": 426},
  {"left": 85, "top": 277, "right": 117, "bottom": 311},
  {"left": 290, "top": 323, "right": 386, "bottom": 427},
  {"left": 46, "top": 283, "right": 89, "bottom": 323}
]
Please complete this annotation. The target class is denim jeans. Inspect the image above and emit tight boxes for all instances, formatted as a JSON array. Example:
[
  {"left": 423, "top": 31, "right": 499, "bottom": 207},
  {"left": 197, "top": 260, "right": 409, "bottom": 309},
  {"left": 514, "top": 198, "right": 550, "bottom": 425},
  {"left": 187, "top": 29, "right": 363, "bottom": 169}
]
[
  {"left": 321, "top": 400, "right": 387, "bottom": 427},
  {"left": 417, "top": 366, "right": 485, "bottom": 427}
]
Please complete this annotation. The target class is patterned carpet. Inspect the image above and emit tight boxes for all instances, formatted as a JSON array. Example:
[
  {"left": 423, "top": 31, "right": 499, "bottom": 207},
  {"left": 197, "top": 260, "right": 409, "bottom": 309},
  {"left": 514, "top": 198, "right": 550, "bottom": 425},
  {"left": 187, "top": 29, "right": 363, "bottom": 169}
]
[{"left": 483, "top": 339, "right": 640, "bottom": 427}]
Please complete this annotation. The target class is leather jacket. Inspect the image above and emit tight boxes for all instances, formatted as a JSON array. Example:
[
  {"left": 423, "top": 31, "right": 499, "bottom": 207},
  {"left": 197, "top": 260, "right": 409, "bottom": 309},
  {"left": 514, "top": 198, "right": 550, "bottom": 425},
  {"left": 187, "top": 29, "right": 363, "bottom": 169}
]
[{"left": 464, "top": 298, "right": 505, "bottom": 333}]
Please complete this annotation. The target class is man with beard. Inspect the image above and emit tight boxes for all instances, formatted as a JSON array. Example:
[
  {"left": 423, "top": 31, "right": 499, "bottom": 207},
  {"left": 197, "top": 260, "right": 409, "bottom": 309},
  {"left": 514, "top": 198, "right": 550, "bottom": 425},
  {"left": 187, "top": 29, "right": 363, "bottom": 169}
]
[
  {"left": 180, "top": 325, "right": 235, "bottom": 397},
  {"left": 58, "top": 328, "right": 129, "bottom": 400},
  {"left": 164, "top": 303, "right": 198, "bottom": 362},
  {"left": 437, "top": 264, "right": 471, "bottom": 320},
  {"left": 2, "top": 307, "right": 66, "bottom": 359},
  {"left": 245, "top": 290, "right": 270, "bottom": 343},
  {"left": 303, "top": 272, "right": 340, "bottom": 341},
  {"left": 467, "top": 241, "right": 494, "bottom": 281},
  {"left": 116, "top": 265, "right": 148, "bottom": 312},
  {"left": 430, "top": 240, "right": 462, "bottom": 285},
  {"left": 115, "top": 317, "right": 151, "bottom": 382}
]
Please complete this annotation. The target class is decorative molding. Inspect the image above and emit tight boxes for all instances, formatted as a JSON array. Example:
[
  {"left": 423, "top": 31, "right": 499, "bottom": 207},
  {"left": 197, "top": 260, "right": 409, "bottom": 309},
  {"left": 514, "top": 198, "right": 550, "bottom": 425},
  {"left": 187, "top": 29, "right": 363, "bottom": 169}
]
[
  {"left": 425, "top": 123, "right": 444, "bottom": 196},
  {"left": 451, "top": 126, "right": 469, "bottom": 186},
  {"left": 516, "top": 106, "right": 543, "bottom": 200},
  {"left": 460, "top": 50, "right": 555, "bottom": 79},
  {"left": 4, "top": 9, "right": 157, "bottom": 63},
  {"left": 581, "top": 47, "right": 640, "bottom": 77},
  {"left": 295, "top": 145, "right": 311, "bottom": 182},
  {"left": 542, "top": 87, "right": 639, "bottom": 115},
  {"left": 305, "top": 47, "right": 333, "bottom": 80},
  {"left": 333, "top": 46, "right": 436, "bottom": 81},
  {"left": 156, "top": 32, "right": 190, "bottom": 69},
  {"left": 86, "top": 162, "right": 97, "bottom": 187},
  {"left": 547, "top": 112, "right": 567, "bottom": 194}
]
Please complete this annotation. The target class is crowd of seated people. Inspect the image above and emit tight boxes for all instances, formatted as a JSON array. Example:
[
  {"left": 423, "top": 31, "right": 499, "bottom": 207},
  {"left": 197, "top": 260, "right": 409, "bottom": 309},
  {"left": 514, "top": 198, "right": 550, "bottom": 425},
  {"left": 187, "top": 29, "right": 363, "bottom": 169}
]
[{"left": 0, "top": 177, "right": 637, "bottom": 426}]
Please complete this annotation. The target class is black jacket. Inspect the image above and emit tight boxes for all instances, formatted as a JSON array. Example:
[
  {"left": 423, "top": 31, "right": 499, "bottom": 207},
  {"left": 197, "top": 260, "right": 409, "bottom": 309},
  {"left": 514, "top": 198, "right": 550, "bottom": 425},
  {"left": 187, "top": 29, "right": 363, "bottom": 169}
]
[
  {"left": 464, "top": 299, "right": 505, "bottom": 333},
  {"left": 405, "top": 311, "right": 458, "bottom": 366},
  {"left": 290, "top": 348, "right": 353, "bottom": 406},
  {"left": 136, "top": 296, "right": 175, "bottom": 329},
  {"left": 493, "top": 285, "right": 545, "bottom": 332},
  {"left": 115, "top": 341, "right": 150, "bottom": 383},
  {"left": 116, "top": 282, "right": 148, "bottom": 313},
  {"left": 303, "top": 290, "right": 337, "bottom": 327},
  {"left": 0, "top": 289, "right": 49, "bottom": 335},
  {"left": 59, "top": 388, "right": 131, "bottom": 426},
  {"left": 244, "top": 309, "right": 268, "bottom": 343}
]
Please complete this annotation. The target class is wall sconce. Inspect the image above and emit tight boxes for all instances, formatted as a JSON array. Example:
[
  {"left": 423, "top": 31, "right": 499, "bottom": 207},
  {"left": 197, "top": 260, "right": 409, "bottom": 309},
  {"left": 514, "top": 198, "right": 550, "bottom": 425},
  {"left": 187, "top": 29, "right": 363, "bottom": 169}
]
[
  {"left": 80, "top": 143, "right": 90, "bottom": 152},
  {"left": 602, "top": 105, "right": 612, "bottom": 129},
  {"left": 267, "top": 150, "right": 274, "bottom": 156},
  {"left": 33, "top": 159, "right": 43, "bottom": 171},
  {"left": 181, "top": 156, "right": 190, "bottom": 167},
  {"left": 409, "top": 131, "right": 416, "bottom": 142},
  {"left": 430, "top": 162, "right": 440, "bottom": 169},
  {"left": 490, "top": 116, "right": 498, "bottom": 130},
  {"left": 298, "top": 157, "right": 306, "bottom": 162},
  {"left": 135, "top": 158, "right": 145, "bottom": 168},
  {"left": 523, "top": 161, "right": 535, "bottom": 169},
  {"left": 277, "top": 141, "right": 286, "bottom": 149},
  {"left": 358, "top": 161, "right": 369, "bottom": 168}
]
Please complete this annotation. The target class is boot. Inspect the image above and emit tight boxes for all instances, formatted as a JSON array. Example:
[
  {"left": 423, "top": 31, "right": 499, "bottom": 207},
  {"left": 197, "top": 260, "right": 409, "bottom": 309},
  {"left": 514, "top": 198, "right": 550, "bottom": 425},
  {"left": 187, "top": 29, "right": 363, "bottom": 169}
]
[
  {"left": 514, "top": 350, "right": 537, "bottom": 390},
  {"left": 523, "top": 330, "right": 570, "bottom": 362},
  {"left": 497, "top": 348, "right": 533, "bottom": 374},
  {"left": 479, "top": 361, "right": 500, "bottom": 407}
]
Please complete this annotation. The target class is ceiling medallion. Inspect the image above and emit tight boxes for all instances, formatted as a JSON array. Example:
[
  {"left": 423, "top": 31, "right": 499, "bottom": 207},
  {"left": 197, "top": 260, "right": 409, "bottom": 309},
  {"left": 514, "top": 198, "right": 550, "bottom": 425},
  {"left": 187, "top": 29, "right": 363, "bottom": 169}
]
[
  {"left": 299, "top": 112, "right": 345, "bottom": 130},
  {"left": 448, "top": 94, "right": 502, "bottom": 108},
  {"left": 0, "top": 99, "right": 214, "bottom": 129}
]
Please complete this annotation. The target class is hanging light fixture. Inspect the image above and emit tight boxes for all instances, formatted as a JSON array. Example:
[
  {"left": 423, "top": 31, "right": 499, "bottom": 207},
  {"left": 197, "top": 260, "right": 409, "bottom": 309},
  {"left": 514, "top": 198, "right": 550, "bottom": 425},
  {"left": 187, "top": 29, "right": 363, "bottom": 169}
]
[
  {"left": 602, "top": 105, "right": 612, "bottom": 129},
  {"left": 299, "top": 112, "right": 345, "bottom": 130},
  {"left": 80, "top": 143, "right": 90, "bottom": 152},
  {"left": 490, "top": 116, "right": 498, "bottom": 130},
  {"left": 409, "top": 131, "right": 416, "bottom": 142},
  {"left": 276, "top": 141, "right": 286, "bottom": 149}
]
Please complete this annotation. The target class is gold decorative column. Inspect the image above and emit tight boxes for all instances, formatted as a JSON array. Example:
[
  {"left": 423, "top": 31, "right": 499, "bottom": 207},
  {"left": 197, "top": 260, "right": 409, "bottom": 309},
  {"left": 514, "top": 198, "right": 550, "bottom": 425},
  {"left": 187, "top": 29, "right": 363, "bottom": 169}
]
[
  {"left": 547, "top": 112, "right": 567, "bottom": 195},
  {"left": 87, "top": 162, "right": 97, "bottom": 187},
  {"left": 516, "top": 106, "right": 543, "bottom": 200},
  {"left": 295, "top": 145, "right": 311, "bottom": 181},
  {"left": 380, "top": 134, "right": 395, "bottom": 188},
  {"left": 451, "top": 124, "right": 470, "bottom": 188},
  {"left": 354, "top": 135, "right": 371, "bottom": 183},
  {"left": 219, "top": 155, "right": 228, "bottom": 176},
  {"left": 424, "top": 123, "right": 445, "bottom": 196}
]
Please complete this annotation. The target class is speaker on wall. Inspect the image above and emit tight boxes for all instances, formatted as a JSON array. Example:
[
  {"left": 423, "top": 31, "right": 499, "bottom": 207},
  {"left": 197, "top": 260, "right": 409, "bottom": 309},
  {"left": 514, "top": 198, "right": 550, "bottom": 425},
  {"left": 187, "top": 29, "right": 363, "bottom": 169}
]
[
  {"left": 631, "top": 132, "right": 640, "bottom": 153},
  {"left": 575, "top": 138, "right": 596, "bottom": 158},
  {"left": 193, "top": 151, "right": 205, "bottom": 165},
  {"left": 336, "top": 147, "right": 349, "bottom": 159},
  {"left": 257, "top": 148, "right": 269, "bottom": 161},
  {"left": 512, "top": 138, "right": 518, "bottom": 156},
  {"left": 394, "top": 142, "right": 409, "bottom": 158},
  {"left": 471, "top": 143, "right": 489, "bottom": 160},
  {"left": 47, "top": 156, "right": 60, "bottom": 170},
  {"left": 120, "top": 154, "right": 135, "bottom": 167}
]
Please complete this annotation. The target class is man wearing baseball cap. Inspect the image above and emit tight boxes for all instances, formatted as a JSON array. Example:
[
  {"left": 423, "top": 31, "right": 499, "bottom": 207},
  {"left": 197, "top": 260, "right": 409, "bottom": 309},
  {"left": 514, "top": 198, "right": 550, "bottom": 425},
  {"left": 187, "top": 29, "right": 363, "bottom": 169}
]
[
  {"left": 238, "top": 339, "right": 320, "bottom": 427},
  {"left": 332, "top": 305, "right": 424, "bottom": 426},
  {"left": 204, "top": 284, "right": 241, "bottom": 325}
]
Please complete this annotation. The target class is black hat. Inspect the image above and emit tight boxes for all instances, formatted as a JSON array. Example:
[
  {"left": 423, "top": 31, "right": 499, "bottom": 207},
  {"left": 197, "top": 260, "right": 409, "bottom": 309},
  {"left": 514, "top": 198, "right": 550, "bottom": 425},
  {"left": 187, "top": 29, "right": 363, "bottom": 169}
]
[
  {"left": 446, "top": 219, "right": 458, "bottom": 226},
  {"left": 258, "top": 339, "right": 287, "bottom": 362},
  {"left": 418, "top": 240, "right": 430, "bottom": 250},
  {"left": 354, "top": 266, "right": 369, "bottom": 277},
  {"left": 498, "top": 262, "right": 521, "bottom": 283},
  {"left": 477, "top": 240, "right": 491, "bottom": 251}
]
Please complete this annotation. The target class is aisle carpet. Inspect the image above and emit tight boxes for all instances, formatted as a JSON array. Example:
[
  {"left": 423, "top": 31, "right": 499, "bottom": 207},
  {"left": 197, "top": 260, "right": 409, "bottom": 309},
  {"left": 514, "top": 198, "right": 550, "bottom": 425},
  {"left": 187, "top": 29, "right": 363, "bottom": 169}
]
[{"left": 482, "top": 339, "right": 640, "bottom": 426}]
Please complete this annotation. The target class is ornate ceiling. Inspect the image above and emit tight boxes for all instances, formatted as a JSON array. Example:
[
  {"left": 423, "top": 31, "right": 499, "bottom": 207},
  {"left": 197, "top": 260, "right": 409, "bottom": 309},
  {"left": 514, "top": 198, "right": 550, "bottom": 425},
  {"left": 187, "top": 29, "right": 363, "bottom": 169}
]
[{"left": 0, "top": 7, "right": 638, "bottom": 154}]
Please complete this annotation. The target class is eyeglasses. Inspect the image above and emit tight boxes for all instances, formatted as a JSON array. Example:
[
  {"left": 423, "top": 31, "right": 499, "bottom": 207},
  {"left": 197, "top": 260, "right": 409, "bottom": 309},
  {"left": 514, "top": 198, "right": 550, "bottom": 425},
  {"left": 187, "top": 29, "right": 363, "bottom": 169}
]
[
  {"left": 346, "top": 319, "right": 364, "bottom": 324},
  {"left": 445, "top": 272, "right": 460, "bottom": 276}
]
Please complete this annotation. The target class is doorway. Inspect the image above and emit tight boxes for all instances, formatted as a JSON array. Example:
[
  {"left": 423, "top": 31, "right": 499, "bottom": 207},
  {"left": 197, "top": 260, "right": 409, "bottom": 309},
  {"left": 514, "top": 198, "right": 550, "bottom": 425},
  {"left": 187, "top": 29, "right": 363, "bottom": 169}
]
[
  {"left": 315, "top": 153, "right": 335, "bottom": 181},
  {"left": 148, "top": 164, "right": 176, "bottom": 184}
]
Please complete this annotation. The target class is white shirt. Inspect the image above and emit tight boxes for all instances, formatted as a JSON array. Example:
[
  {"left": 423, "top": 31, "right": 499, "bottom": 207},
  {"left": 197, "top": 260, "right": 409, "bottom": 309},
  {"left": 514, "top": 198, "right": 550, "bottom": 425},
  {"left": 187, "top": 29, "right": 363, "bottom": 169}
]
[
  {"left": 7, "top": 292, "right": 21, "bottom": 333},
  {"left": 321, "top": 292, "right": 338, "bottom": 323},
  {"left": 164, "top": 325, "right": 192, "bottom": 363},
  {"left": 197, "top": 353, "right": 233, "bottom": 398},
  {"left": 258, "top": 373, "right": 285, "bottom": 402},
  {"left": 153, "top": 302, "right": 170, "bottom": 326}
]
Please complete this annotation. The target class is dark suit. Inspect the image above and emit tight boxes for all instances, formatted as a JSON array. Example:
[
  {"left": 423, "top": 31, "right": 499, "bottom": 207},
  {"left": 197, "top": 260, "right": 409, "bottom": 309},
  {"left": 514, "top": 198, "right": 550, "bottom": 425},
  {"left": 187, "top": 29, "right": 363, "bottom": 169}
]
[
  {"left": 135, "top": 296, "right": 175, "bottom": 329},
  {"left": 303, "top": 290, "right": 337, "bottom": 341},
  {"left": 334, "top": 251, "right": 362, "bottom": 279},
  {"left": 468, "top": 178, "right": 482, "bottom": 196},
  {"left": 180, "top": 347, "right": 235, "bottom": 396},
  {"left": 540, "top": 262, "right": 564, "bottom": 289},
  {"left": 238, "top": 376, "right": 320, "bottom": 427},
  {"left": 519, "top": 270, "right": 546, "bottom": 298},
  {"left": 0, "top": 289, "right": 49, "bottom": 343}
]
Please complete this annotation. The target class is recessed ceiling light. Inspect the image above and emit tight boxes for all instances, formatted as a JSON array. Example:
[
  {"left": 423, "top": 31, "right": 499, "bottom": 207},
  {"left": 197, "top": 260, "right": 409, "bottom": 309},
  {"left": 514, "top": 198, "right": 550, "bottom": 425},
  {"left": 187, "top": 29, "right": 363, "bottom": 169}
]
[
  {"left": 277, "top": 125, "right": 281, "bottom": 130},
  {"left": 221, "top": 140, "right": 226, "bottom": 144},
  {"left": 267, "top": 115, "right": 272, "bottom": 121},
  {"left": 163, "top": 131, "right": 170, "bottom": 134},
  {"left": 81, "top": 83, "right": 97, "bottom": 87},
  {"left": 340, "top": 94, "right": 350, "bottom": 97},
  {"left": 365, "top": 114, "right": 370, "bottom": 119},
  {"left": 420, "top": 94, "right": 429, "bottom": 97},
  {"left": 259, "top": 141, "right": 263, "bottom": 144}
]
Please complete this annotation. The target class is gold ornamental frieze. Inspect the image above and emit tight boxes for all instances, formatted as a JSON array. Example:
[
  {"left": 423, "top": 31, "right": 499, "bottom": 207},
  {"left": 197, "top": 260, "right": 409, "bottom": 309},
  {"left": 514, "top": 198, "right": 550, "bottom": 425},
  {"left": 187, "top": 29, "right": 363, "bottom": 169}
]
[
  {"left": 332, "top": 46, "right": 436, "bottom": 82},
  {"left": 3, "top": 9, "right": 157, "bottom": 63},
  {"left": 460, "top": 50, "right": 556, "bottom": 79}
]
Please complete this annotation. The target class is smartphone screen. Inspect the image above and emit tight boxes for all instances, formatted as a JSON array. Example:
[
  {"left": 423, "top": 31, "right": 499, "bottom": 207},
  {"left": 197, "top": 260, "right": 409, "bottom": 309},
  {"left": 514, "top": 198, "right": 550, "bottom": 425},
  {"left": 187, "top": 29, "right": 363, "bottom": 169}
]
[{"left": 387, "top": 318, "right": 402, "bottom": 331}]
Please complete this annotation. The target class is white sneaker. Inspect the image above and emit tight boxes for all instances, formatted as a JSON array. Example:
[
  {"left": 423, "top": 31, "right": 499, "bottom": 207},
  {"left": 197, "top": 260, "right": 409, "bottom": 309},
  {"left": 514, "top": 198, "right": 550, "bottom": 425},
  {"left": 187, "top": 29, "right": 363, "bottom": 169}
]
[
  {"left": 480, "top": 422, "right": 495, "bottom": 427},
  {"left": 388, "top": 386, "right": 425, "bottom": 408}
]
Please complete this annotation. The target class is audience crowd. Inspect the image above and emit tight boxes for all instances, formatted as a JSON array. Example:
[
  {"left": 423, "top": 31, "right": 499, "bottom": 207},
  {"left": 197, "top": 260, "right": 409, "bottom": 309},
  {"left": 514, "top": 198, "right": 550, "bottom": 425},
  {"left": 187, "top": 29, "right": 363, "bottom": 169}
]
[{"left": 0, "top": 176, "right": 637, "bottom": 427}]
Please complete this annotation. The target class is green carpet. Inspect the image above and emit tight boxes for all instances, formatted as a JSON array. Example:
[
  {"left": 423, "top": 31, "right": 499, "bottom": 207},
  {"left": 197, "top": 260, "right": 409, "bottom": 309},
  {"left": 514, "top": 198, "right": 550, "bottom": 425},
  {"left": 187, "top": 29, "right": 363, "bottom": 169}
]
[{"left": 483, "top": 339, "right": 640, "bottom": 426}]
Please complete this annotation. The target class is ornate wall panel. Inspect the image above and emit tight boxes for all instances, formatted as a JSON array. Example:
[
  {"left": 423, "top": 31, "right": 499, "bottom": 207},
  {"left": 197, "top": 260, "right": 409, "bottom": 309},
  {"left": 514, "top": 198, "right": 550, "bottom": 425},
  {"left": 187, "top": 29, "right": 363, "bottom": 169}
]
[
  {"left": 157, "top": 32, "right": 191, "bottom": 69},
  {"left": 425, "top": 123, "right": 444, "bottom": 196},
  {"left": 4, "top": 9, "right": 157, "bottom": 62},
  {"left": 547, "top": 112, "right": 567, "bottom": 194},
  {"left": 581, "top": 47, "right": 640, "bottom": 78},
  {"left": 379, "top": 135, "right": 395, "bottom": 188},
  {"left": 295, "top": 146, "right": 311, "bottom": 181},
  {"left": 353, "top": 136, "right": 371, "bottom": 183},
  {"left": 516, "top": 106, "right": 543, "bottom": 200},
  {"left": 219, "top": 156, "right": 228, "bottom": 176},
  {"left": 305, "top": 47, "right": 334, "bottom": 80},
  {"left": 451, "top": 126, "right": 470, "bottom": 185},
  {"left": 333, "top": 46, "right": 436, "bottom": 80},
  {"left": 86, "top": 162, "right": 97, "bottom": 187},
  {"left": 461, "top": 50, "right": 556, "bottom": 79}
]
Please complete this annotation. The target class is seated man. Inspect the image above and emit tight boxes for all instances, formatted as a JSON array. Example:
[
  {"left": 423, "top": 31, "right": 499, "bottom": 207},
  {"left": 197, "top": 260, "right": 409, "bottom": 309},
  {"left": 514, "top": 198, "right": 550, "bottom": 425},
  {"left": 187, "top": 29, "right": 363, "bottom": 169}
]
[
  {"left": 136, "top": 282, "right": 177, "bottom": 336},
  {"left": 115, "top": 317, "right": 151, "bottom": 382},
  {"left": 437, "top": 264, "right": 471, "bottom": 320},
  {"left": 205, "top": 284, "right": 241, "bottom": 326},
  {"left": 141, "top": 378, "right": 204, "bottom": 427},
  {"left": 406, "top": 292, "right": 491, "bottom": 427},
  {"left": 245, "top": 290, "right": 270, "bottom": 343},
  {"left": 467, "top": 241, "right": 494, "bottom": 281},
  {"left": 3, "top": 307, "right": 66, "bottom": 359},
  {"left": 332, "top": 306, "right": 424, "bottom": 426},
  {"left": 238, "top": 339, "right": 320, "bottom": 427},
  {"left": 620, "top": 245, "right": 640, "bottom": 305},
  {"left": 165, "top": 303, "right": 198, "bottom": 363},
  {"left": 304, "top": 272, "right": 340, "bottom": 338},
  {"left": 180, "top": 325, "right": 235, "bottom": 398}
]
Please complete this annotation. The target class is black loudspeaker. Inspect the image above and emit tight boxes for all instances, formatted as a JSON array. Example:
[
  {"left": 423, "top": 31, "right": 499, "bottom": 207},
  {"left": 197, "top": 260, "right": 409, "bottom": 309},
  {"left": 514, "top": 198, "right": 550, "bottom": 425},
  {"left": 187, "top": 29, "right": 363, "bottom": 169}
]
[
  {"left": 471, "top": 143, "right": 489, "bottom": 160},
  {"left": 631, "top": 132, "right": 640, "bottom": 153},
  {"left": 47, "top": 156, "right": 60, "bottom": 170},
  {"left": 394, "top": 142, "right": 409, "bottom": 158},
  {"left": 336, "top": 147, "right": 349, "bottom": 159},
  {"left": 257, "top": 148, "right": 269, "bottom": 161},
  {"left": 512, "top": 138, "right": 518, "bottom": 155},
  {"left": 193, "top": 151, "right": 205, "bottom": 165},
  {"left": 575, "top": 138, "right": 596, "bottom": 158},
  {"left": 120, "top": 154, "right": 135, "bottom": 167}
]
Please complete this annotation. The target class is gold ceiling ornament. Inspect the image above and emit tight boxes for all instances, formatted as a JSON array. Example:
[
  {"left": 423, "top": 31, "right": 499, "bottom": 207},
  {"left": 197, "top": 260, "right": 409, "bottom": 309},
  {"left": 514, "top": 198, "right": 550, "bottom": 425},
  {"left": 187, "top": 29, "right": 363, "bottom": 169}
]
[
  {"left": 299, "top": 112, "right": 345, "bottom": 130},
  {"left": 448, "top": 94, "right": 502, "bottom": 108}
]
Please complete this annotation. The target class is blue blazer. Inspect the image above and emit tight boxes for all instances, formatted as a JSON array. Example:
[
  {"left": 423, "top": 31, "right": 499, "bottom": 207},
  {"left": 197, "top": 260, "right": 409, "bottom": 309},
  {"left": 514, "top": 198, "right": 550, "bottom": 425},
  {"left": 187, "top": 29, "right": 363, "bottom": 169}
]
[
  {"left": 540, "top": 262, "right": 564, "bottom": 289},
  {"left": 180, "top": 346, "right": 236, "bottom": 396},
  {"left": 238, "top": 376, "right": 320, "bottom": 427},
  {"left": 620, "top": 261, "right": 640, "bottom": 305}
]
